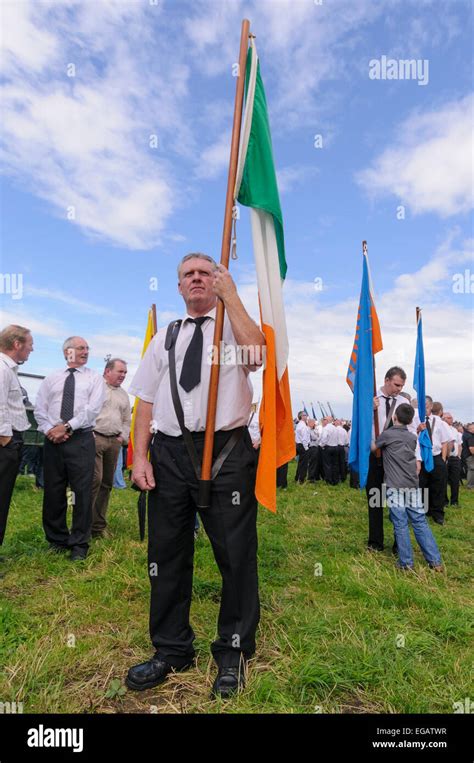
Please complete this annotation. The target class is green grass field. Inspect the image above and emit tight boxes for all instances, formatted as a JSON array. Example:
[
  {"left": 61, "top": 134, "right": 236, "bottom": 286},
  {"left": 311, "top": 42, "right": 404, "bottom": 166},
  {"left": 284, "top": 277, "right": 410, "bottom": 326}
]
[{"left": 1, "top": 466, "right": 473, "bottom": 714}]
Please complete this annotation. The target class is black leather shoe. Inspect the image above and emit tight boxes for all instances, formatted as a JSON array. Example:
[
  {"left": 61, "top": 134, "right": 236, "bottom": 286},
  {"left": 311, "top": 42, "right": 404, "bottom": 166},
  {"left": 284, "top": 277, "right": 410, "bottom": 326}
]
[
  {"left": 211, "top": 665, "right": 246, "bottom": 699},
  {"left": 433, "top": 517, "right": 445, "bottom": 525},
  {"left": 70, "top": 546, "right": 88, "bottom": 561},
  {"left": 126, "top": 655, "right": 192, "bottom": 691}
]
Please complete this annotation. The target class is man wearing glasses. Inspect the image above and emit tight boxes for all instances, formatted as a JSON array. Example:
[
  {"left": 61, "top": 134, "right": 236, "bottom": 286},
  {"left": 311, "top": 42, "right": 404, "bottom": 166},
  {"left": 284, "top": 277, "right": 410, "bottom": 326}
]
[{"left": 35, "top": 337, "right": 106, "bottom": 561}]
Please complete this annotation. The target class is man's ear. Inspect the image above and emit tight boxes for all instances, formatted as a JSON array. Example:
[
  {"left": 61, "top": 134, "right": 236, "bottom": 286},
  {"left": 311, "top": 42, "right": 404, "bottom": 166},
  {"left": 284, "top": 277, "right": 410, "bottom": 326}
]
[{"left": 178, "top": 280, "right": 183, "bottom": 296}]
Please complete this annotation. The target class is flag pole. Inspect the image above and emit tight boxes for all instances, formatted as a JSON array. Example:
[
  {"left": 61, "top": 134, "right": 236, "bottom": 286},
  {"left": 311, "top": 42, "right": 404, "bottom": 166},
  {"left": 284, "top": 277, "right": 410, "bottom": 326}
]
[
  {"left": 365, "top": 240, "right": 381, "bottom": 455},
  {"left": 198, "top": 18, "right": 251, "bottom": 508}
]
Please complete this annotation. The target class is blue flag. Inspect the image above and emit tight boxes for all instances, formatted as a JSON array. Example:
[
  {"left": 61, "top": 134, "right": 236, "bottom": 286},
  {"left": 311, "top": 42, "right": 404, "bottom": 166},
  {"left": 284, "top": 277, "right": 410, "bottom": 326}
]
[
  {"left": 311, "top": 402, "right": 317, "bottom": 419},
  {"left": 413, "top": 311, "right": 434, "bottom": 472},
  {"left": 302, "top": 401, "right": 309, "bottom": 416},
  {"left": 348, "top": 255, "right": 376, "bottom": 488}
]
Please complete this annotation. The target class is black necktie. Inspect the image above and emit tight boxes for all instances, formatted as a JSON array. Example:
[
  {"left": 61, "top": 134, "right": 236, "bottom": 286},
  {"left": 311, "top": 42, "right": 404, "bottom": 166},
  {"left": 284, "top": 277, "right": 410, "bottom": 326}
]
[
  {"left": 60, "top": 368, "right": 76, "bottom": 422},
  {"left": 179, "top": 317, "right": 208, "bottom": 392},
  {"left": 383, "top": 396, "right": 394, "bottom": 428}
]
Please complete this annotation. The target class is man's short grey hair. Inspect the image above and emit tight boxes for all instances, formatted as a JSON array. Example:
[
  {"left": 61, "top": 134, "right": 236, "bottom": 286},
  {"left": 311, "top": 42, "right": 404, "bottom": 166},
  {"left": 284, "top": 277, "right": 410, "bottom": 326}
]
[
  {"left": 177, "top": 252, "right": 217, "bottom": 279},
  {"left": 105, "top": 358, "right": 127, "bottom": 371},
  {"left": 63, "top": 336, "right": 80, "bottom": 352}
]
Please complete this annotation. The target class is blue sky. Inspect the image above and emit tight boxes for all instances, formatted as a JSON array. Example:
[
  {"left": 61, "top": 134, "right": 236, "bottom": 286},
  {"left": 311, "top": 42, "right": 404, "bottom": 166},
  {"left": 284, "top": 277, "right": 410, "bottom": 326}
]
[{"left": 1, "top": 0, "right": 473, "bottom": 419}]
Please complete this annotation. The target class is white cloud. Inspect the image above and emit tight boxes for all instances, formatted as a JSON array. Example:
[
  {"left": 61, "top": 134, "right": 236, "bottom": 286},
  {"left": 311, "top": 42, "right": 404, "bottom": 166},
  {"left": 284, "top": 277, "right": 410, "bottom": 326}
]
[
  {"left": 0, "top": 0, "right": 191, "bottom": 249},
  {"left": 26, "top": 287, "right": 116, "bottom": 316},
  {"left": 234, "top": 232, "right": 473, "bottom": 421},
  {"left": 276, "top": 165, "right": 319, "bottom": 195},
  {"left": 195, "top": 130, "right": 231, "bottom": 180},
  {"left": 357, "top": 95, "right": 474, "bottom": 217}
]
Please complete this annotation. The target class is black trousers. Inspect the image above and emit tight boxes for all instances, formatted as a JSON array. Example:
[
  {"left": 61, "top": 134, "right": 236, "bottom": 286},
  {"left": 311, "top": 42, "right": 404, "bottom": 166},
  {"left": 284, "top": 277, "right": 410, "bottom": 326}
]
[
  {"left": 42, "top": 430, "right": 95, "bottom": 550},
  {"left": 148, "top": 428, "right": 260, "bottom": 669},
  {"left": 365, "top": 452, "right": 385, "bottom": 549},
  {"left": 337, "top": 445, "right": 347, "bottom": 482},
  {"left": 0, "top": 432, "right": 23, "bottom": 545},
  {"left": 295, "top": 443, "right": 309, "bottom": 483},
  {"left": 446, "top": 457, "right": 461, "bottom": 505},
  {"left": 307, "top": 446, "right": 320, "bottom": 482},
  {"left": 350, "top": 468, "right": 360, "bottom": 489},
  {"left": 419, "top": 455, "right": 448, "bottom": 521},
  {"left": 276, "top": 462, "right": 288, "bottom": 488},
  {"left": 323, "top": 446, "right": 339, "bottom": 485},
  {"left": 318, "top": 446, "right": 325, "bottom": 480}
]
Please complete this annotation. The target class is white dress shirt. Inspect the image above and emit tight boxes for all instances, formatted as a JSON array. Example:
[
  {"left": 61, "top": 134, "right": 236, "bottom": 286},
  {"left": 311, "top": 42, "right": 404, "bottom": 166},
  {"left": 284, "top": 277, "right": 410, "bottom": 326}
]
[
  {"left": 129, "top": 307, "right": 254, "bottom": 436},
  {"left": 449, "top": 428, "right": 463, "bottom": 457},
  {"left": 336, "top": 426, "right": 349, "bottom": 446},
  {"left": 412, "top": 413, "right": 452, "bottom": 457},
  {"left": 320, "top": 422, "right": 339, "bottom": 447},
  {"left": 35, "top": 366, "right": 106, "bottom": 433},
  {"left": 308, "top": 427, "right": 320, "bottom": 447},
  {"left": 0, "top": 352, "right": 30, "bottom": 435},
  {"left": 248, "top": 410, "right": 261, "bottom": 447},
  {"left": 295, "top": 420, "right": 310, "bottom": 449},
  {"left": 373, "top": 388, "right": 405, "bottom": 437}
]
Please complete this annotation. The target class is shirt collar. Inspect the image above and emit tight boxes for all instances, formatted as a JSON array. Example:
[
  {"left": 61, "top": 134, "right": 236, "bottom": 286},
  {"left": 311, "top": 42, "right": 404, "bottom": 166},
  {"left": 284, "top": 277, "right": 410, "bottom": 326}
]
[
  {"left": 183, "top": 306, "right": 216, "bottom": 323},
  {"left": 0, "top": 352, "right": 17, "bottom": 370},
  {"left": 64, "top": 365, "right": 86, "bottom": 373}
]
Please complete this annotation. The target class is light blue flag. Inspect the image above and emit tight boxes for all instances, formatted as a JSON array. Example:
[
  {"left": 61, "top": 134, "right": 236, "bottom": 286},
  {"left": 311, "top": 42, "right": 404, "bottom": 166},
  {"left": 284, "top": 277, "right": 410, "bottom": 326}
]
[
  {"left": 413, "top": 310, "right": 434, "bottom": 472},
  {"left": 348, "top": 255, "right": 375, "bottom": 488}
]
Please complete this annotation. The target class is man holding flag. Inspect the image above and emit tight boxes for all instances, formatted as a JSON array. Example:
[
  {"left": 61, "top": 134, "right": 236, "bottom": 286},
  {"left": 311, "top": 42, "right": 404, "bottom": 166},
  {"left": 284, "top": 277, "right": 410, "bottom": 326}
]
[
  {"left": 347, "top": 245, "right": 406, "bottom": 551},
  {"left": 126, "top": 253, "right": 265, "bottom": 699}
]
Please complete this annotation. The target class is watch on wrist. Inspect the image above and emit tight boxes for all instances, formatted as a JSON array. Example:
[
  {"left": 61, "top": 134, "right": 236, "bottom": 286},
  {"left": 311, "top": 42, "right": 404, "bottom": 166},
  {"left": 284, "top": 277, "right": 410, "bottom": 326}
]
[{"left": 64, "top": 422, "right": 72, "bottom": 433}]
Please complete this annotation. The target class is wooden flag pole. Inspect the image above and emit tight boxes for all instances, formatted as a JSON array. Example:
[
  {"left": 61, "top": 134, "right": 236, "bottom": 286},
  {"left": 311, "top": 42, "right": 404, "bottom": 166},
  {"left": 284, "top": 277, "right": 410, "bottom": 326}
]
[
  {"left": 198, "top": 18, "right": 250, "bottom": 508},
  {"left": 364, "top": 240, "right": 381, "bottom": 456}
]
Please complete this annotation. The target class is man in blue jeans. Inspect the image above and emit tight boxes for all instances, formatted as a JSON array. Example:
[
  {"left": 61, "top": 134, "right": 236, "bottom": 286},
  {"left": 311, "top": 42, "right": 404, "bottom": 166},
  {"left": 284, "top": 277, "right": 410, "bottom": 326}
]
[{"left": 373, "top": 404, "right": 443, "bottom": 571}]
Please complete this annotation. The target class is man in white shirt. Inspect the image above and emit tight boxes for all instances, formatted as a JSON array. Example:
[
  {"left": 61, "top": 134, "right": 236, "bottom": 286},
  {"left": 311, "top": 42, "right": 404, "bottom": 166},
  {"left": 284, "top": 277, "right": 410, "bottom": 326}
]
[
  {"left": 366, "top": 366, "right": 407, "bottom": 552},
  {"left": 91, "top": 358, "right": 131, "bottom": 537},
  {"left": 335, "top": 419, "right": 349, "bottom": 482},
  {"left": 125, "top": 253, "right": 265, "bottom": 699},
  {"left": 307, "top": 418, "right": 320, "bottom": 483},
  {"left": 320, "top": 416, "right": 340, "bottom": 485},
  {"left": 35, "top": 337, "right": 106, "bottom": 560},
  {"left": 295, "top": 411, "right": 310, "bottom": 483},
  {"left": 414, "top": 397, "right": 452, "bottom": 525},
  {"left": 0, "top": 325, "right": 34, "bottom": 555},
  {"left": 443, "top": 412, "right": 462, "bottom": 507}
]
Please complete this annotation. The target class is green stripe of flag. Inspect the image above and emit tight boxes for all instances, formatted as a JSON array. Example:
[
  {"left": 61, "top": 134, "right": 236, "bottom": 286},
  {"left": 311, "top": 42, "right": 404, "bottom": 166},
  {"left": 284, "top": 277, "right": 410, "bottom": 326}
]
[{"left": 237, "top": 47, "right": 287, "bottom": 281}]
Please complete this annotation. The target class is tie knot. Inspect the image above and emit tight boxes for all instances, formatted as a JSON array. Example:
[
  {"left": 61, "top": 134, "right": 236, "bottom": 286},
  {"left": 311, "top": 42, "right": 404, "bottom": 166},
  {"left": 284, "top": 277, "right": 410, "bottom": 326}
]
[
  {"left": 67, "top": 368, "right": 77, "bottom": 374},
  {"left": 188, "top": 317, "right": 207, "bottom": 327}
]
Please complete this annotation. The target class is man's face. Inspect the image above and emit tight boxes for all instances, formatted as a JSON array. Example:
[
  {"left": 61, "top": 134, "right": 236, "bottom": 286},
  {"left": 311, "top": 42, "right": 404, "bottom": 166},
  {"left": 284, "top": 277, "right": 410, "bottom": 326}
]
[
  {"left": 443, "top": 413, "right": 453, "bottom": 426},
  {"left": 384, "top": 374, "right": 405, "bottom": 397},
  {"left": 65, "top": 337, "right": 89, "bottom": 366},
  {"left": 425, "top": 398, "right": 433, "bottom": 417},
  {"left": 14, "top": 333, "right": 33, "bottom": 363},
  {"left": 178, "top": 257, "right": 216, "bottom": 312},
  {"left": 105, "top": 361, "right": 127, "bottom": 387}
]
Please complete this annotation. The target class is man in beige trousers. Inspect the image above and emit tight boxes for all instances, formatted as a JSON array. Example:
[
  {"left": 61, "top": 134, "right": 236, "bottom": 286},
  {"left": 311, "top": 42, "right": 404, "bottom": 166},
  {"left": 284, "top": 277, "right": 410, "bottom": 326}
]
[{"left": 92, "top": 358, "right": 131, "bottom": 537}]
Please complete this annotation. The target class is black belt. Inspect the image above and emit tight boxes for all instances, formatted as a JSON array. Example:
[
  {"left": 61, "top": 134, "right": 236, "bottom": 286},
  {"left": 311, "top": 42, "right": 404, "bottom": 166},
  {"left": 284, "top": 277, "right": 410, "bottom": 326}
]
[
  {"left": 72, "top": 427, "right": 93, "bottom": 434},
  {"left": 94, "top": 431, "right": 120, "bottom": 437}
]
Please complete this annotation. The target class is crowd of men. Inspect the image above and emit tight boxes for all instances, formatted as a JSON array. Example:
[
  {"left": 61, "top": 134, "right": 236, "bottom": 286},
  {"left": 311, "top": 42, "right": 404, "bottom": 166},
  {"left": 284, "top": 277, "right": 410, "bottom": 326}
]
[
  {"left": 1, "top": 291, "right": 473, "bottom": 697},
  {"left": 0, "top": 326, "right": 130, "bottom": 563},
  {"left": 279, "top": 366, "right": 474, "bottom": 556}
]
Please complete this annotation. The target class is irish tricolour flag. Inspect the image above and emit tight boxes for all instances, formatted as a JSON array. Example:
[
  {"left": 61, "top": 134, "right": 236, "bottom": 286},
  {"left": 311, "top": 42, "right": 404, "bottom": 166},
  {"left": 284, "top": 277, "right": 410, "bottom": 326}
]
[{"left": 235, "top": 38, "right": 295, "bottom": 512}]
